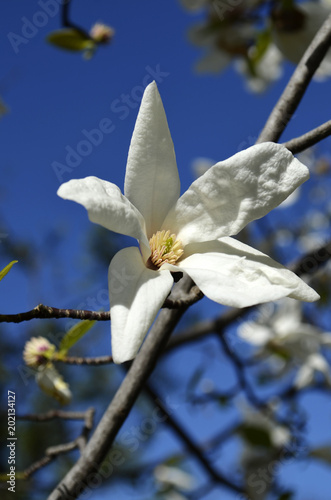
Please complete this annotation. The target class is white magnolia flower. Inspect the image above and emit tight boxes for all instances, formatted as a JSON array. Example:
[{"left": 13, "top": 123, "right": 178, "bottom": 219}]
[
  {"left": 190, "top": 23, "right": 284, "bottom": 93},
  {"left": 239, "top": 403, "right": 291, "bottom": 500},
  {"left": 154, "top": 464, "right": 194, "bottom": 491},
  {"left": 58, "top": 81, "right": 318, "bottom": 364},
  {"left": 189, "top": 22, "right": 253, "bottom": 75},
  {"left": 235, "top": 43, "right": 283, "bottom": 94},
  {"left": 272, "top": 1, "right": 331, "bottom": 79},
  {"left": 240, "top": 403, "right": 291, "bottom": 448},
  {"left": 238, "top": 298, "right": 331, "bottom": 388}
]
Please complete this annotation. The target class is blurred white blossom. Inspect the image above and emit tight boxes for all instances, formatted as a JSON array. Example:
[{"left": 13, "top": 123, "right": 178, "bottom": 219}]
[
  {"left": 271, "top": 1, "right": 331, "bottom": 79},
  {"left": 238, "top": 298, "right": 331, "bottom": 388},
  {"left": 235, "top": 44, "right": 283, "bottom": 93},
  {"left": 154, "top": 464, "right": 194, "bottom": 498},
  {"left": 183, "top": 0, "right": 331, "bottom": 91},
  {"left": 239, "top": 403, "right": 291, "bottom": 500},
  {"left": 191, "top": 156, "right": 215, "bottom": 177}
]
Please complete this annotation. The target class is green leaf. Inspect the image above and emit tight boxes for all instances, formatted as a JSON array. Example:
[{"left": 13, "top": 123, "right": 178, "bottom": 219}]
[
  {"left": 47, "top": 29, "right": 95, "bottom": 52},
  {"left": 0, "top": 260, "right": 18, "bottom": 282},
  {"left": 247, "top": 29, "right": 271, "bottom": 77},
  {"left": 239, "top": 424, "right": 273, "bottom": 448},
  {"left": 251, "top": 30, "right": 271, "bottom": 65},
  {"left": 310, "top": 444, "right": 331, "bottom": 465},
  {"left": 59, "top": 320, "right": 96, "bottom": 355}
]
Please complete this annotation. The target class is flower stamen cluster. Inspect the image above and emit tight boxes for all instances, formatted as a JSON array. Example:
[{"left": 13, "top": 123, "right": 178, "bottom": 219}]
[{"left": 148, "top": 230, "right": 184, "bottom": 269}]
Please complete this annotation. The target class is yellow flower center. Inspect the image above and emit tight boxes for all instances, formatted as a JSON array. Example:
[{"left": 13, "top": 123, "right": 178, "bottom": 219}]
[{"left": 148, "top": 230, "right": 184, "bottom": 269}]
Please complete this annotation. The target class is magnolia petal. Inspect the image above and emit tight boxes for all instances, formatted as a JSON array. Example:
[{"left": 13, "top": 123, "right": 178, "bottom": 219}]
[
  {"left": 272, "top": 2, "right": 331, "bottom": 79},
  {"left": 109, "top": 247, "right": 173, "bottom": 363},
  {"left": 57, "top": 176, "right": 149, "bottom": 248},
  {"left": 295, "top": 364, "right": 314, "bottom": 389},
  {"left": 163, "top": 143, "right": 309, "bottom": 245},
  {"left": 320, "top": 333, "right": 331, "bottom": 347},
  {"left": 295, "top": 353, "right": 331, "bottom": 389},
  {"left": 124, "top": 81, "right": 180, "bottom": 238},
  {"left": 177, "top": 237, "right": 319, "bottom": 308},
  {"left": 238, "top": 323, "right": 273, "bottom": 346}
]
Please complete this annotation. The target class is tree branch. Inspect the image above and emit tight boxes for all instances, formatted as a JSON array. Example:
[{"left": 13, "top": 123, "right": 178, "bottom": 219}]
[
  {"left": 218, "top": 333, "right": 264, "bottom": 408},
  {"left": 283, "top": 119, "right": 331, "bottom": 154},
  {"left": 47, "top": 276, "right": 196, "bottom": 500},
  {"left": 257, "top": 14, "right": 331, "bottom": 143}
]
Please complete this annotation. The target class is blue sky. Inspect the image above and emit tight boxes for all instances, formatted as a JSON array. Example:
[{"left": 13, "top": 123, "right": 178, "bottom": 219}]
[{"left": 1, "top": 1, "right": 331, "bottom": 499}]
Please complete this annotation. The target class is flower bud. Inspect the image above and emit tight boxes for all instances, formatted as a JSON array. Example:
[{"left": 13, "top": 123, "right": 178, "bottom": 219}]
[
  {"left": 36, "top": 364, "right": 72, "bottom": 405},
  {"left": 23, "top": 337, "right": 55, "bottom": 367},
  {"left": 89, "top": 23, "right": 115, "bottom": 44}
]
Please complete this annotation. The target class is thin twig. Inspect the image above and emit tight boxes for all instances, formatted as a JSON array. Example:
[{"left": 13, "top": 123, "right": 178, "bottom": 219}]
[
  {"left": 283, "top": 119, "right": 331, "bottom": 154},
  {"left": 0, "top": 304, "right": 110, "bottom": 323},
  {"left": 23, "top": 441, "right": 79, "bottom": 479},
  {"left": 219, "top": 334, "right": 264, "bottom": 408},
  {"left": 20, "top": 408, "right": 95, "bottom": 479},
  {"left": 0, "top": 285, "right": 203, "bottom": 324},
  {"left": 203, "top": 421, "right": 242, "bottom": 453},
  {"left": 24, "top": 456, "right": 54, "bottom": 479},
  {"left": 166, "top": 307, "right": 249, "bottom": 352},
  {"left": 56, "top": 355, "right": 113, "bottom": 365},
  {"left": 143, "top": 383, "right": 244, "bottom": 494},
  {"left": 257, "top": 14, "right": 331, "bottom": 143},
  {"left": 61, "top": 0, "right": 90, "bottom": 37},
  {"left": 17, "top": 409, "right": 94, "bottom": 423},
  {"left": 189, "top": 386, "right": 240, "bottom": 406}
]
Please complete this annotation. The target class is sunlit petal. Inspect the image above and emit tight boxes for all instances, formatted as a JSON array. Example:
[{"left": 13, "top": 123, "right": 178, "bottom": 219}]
[{"left": 109, "top": 247, "right": 173, "bottom": 363}]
